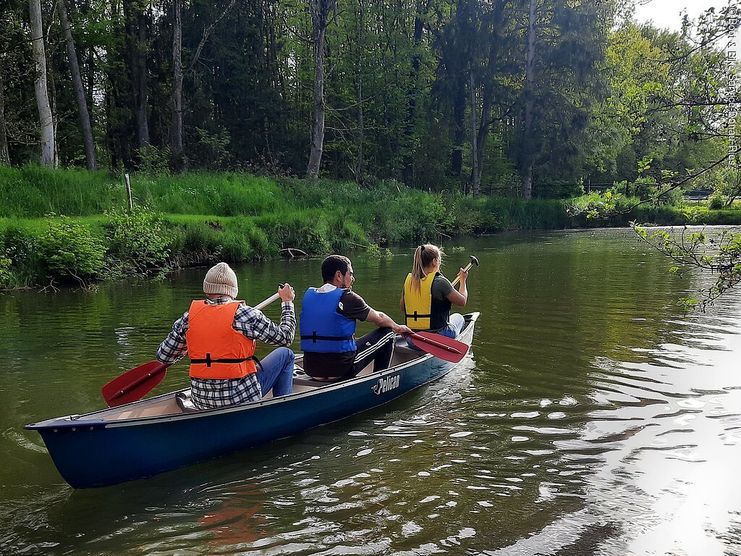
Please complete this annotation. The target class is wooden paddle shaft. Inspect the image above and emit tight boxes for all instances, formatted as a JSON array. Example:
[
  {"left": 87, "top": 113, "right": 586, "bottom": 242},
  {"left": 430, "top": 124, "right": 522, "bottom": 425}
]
[
  {"left": 253, "top": 284, "right": 288, "bottom": 311},
  {"left": 255, "top": 292, "right": 280, "bottom": 310},
  {"left": 451, "top": 260, "right": 476, "bottom": 287}
]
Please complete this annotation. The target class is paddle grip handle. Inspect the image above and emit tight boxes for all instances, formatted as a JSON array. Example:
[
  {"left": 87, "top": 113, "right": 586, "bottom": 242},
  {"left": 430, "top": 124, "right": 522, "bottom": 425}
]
[
  {"left": 451, "top": 262, "right": 474, "bottom": 288},
  {"left": 253, "top": 283, "right": 287, "bottom": 311}
]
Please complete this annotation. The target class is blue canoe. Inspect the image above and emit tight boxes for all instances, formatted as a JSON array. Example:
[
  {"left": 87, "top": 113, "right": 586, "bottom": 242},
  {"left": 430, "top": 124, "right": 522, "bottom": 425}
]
[{"left": 26, "top": 312, "right": 479, "bottom": 488}]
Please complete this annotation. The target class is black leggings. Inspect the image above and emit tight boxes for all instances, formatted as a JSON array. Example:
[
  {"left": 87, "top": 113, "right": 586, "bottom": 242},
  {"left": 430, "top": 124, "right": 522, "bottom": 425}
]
[{"left": 343, "top": 327, "right": 396, "bottom": 379}]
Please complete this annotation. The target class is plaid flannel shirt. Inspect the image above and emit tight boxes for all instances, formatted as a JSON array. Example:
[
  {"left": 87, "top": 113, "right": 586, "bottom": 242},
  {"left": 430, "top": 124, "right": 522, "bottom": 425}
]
[{"left": 157, "top": 296, "right": 295, "bottom": 408}]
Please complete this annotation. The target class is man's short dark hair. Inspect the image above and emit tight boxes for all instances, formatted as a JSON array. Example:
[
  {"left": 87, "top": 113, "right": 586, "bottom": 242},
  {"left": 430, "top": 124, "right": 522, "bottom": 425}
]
[{"left": 321, "top": 255, "right": 351, "bottom": 282}]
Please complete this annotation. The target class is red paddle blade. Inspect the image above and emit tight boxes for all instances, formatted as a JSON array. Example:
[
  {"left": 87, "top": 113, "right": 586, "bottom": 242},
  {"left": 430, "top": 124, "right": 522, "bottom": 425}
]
[
  {"left": 411, "top": 332, "right": 469, "bottom": 363},
  {"left": 101, "top": 360, "right": 168, "bottom": 407}
]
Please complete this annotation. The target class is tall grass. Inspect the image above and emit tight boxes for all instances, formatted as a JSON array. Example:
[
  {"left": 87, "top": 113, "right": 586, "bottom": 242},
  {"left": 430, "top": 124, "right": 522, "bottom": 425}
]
[
  {"left": 0, "top": 165, "right": 123, "bottom": 217},
  {"left": 0, "top": 166, "right": 287, "bottom": 218}
]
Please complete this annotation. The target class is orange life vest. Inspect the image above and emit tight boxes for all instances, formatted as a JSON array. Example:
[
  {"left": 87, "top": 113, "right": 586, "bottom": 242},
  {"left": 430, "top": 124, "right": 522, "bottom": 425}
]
[{"left": 186, "top": 300, "right": 258, "bottom": 379}]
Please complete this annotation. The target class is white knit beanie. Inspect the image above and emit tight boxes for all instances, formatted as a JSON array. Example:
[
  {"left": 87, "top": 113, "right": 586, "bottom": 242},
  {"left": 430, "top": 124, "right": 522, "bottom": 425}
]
[{"left": 203, "top": 262, "right": 238, "bottom": 298}]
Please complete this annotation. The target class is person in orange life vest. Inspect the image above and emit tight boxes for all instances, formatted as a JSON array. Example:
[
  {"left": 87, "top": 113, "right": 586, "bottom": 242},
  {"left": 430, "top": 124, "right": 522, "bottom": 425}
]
[
  {"left": 300, "top": 254, "right": 413, "bottom": 381},
  {"left": 156, "top": 262, "right": 296, "bottom": 409},
  {"left": 400, "top": 244, "right": 468, "bottom": 341}
]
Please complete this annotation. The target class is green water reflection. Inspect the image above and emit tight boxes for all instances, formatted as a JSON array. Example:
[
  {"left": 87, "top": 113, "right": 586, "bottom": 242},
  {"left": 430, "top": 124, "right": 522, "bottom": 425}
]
[{"left": 1, "top": 228, "right": 740, "bottom": 554}]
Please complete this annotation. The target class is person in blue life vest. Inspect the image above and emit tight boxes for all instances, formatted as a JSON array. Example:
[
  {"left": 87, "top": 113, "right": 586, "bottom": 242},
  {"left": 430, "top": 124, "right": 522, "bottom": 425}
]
[
  {"left": 300, "top": 255, "right": 413, "bottom": 380},
  {"left": 400, "top": 244, "right": 468, "bottom": 340},
  {"left": 156, "top": 262, "right": 296, "bottom": 409}
]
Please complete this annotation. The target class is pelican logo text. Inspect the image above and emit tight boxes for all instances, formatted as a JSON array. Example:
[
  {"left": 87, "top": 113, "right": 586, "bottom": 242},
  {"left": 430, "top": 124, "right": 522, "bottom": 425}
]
[{"left": 372, "top": 374, "right": 400, "bottom": 395}]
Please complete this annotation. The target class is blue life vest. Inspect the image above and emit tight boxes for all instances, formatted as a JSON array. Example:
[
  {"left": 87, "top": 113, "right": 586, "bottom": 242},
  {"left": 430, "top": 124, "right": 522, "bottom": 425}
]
[{"left": 300, "top": 286, "right": 357, "bottom": 353}]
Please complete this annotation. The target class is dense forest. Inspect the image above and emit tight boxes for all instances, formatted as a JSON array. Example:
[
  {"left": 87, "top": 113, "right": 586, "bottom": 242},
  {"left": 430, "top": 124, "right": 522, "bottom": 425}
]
[{"left": 1, "top": 0, "right": 739, "bottom": 200}]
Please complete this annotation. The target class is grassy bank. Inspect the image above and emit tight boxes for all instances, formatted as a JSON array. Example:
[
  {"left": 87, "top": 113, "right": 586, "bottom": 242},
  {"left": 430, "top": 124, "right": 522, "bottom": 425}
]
[{"left": 1, "top": 166, "right": 740, "bottom": 289}]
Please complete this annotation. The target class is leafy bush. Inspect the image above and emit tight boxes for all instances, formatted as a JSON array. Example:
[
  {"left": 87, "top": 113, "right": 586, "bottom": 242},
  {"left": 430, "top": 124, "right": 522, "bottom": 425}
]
[
  {"left": 137, "top": 145, "right": 171, "bottom": 176},
  {"left": 105, "top": 207, "right": 173, "bottom": 273},
  {"left": 0, "top": 255, "right": 13, "bottom": 288},
  {"left": 707, "top": 193, "right": 725, "bottom": 210},
  {"left": 38, "top": 215, "right": 106, "bottom": 283},
  {"left": 192, "top": 126, "right": 231, "bottom": 169},
  {"left": 0, "top": 226, "right": 41, "bottom": 286}
]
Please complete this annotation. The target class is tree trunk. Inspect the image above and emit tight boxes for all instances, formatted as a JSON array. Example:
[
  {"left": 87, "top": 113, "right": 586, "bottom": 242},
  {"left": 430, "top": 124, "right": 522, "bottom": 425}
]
[
  {"left": 306, "top": 0, "right": 334, "bottom": 179},
  {"left": 450, "top": 78, "right": 466, "bottom": 177},
  {"left": 470, "top": 71, "right": 479, "bottom": 196},
  {"left": 0, "top": 70, "right": 9, "bottom": 164},
  {"left": 28, "top": 0, "right": 55, "bottom": 166},
  {"left": 171, "top": 0, "right": 184, "bottom": 170},
  {"left": 448, "top": 0, "right": 469, "bottom": 179},
  {"left": 58, "top": 0, "right": 96, "bottom": 170},
  {"left": 124, "top": 0, "right": 149, "bottom": 150},
  {"left": 355, "top": 0, "right": 365, "bottom": 182},
  {"left": 135, "top": 11, "right": 149, "bottom": 148},
  {"left": 521, "top": 0, "right": 537, "bottom": 199},
  {"left": 473, "top": 90, "right": 491, "bottom": 194},
  {"left": 472, "top": 1, "right": 506, "bottom": 195},
  {"left": 402, "top": 0, "right": 427, "bottom": 183}
]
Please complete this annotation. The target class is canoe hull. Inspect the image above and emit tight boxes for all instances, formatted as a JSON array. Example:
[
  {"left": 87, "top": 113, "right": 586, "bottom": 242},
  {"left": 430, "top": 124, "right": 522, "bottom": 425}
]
[{"left": 27, "top": 313, "right": 478, "bottom": 488}]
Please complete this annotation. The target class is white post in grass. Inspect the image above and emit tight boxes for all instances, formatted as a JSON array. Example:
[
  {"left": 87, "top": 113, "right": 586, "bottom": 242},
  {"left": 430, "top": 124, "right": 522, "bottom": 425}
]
[{"left": 124, "top": 173, "right": 133, "bottom": 211}]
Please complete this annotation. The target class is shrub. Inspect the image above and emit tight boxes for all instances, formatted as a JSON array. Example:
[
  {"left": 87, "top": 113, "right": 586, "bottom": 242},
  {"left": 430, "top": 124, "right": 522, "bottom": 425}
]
[
  {"left": 38, "top": 215, "right": 106, "bottom": 283},
  {"left": 0, "top": 255, "right": 13, "bottom": 289},
  {"left": 105, "top": 207, "right": 173, "bottom": 273},
  {"left": 707, "top": 193, "right": 725, "bottom": 210},
  {"left": 137, "top": 145, "right": 171, "bottom": 176},
  {"left": 0, "top": 226, "right": 41, "bottom": 286}
]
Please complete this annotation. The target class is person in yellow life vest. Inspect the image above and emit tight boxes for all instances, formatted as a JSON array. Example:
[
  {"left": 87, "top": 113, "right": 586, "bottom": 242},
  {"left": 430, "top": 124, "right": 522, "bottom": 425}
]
[
  {"left": 156, "top": 262, "right": 296, "bottom": 409},
  {"left": 400, "top": 244, "right": 468, "bottom": 339}
]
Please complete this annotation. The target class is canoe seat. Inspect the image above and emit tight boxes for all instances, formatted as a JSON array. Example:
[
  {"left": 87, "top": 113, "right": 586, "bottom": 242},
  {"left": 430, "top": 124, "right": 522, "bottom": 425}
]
[
  {"left": 293, "top": 376, "right": 342, "bottom": 387},
  {"left": 292, "top": 366, "right": 342, "bottom": 387},
  {"left": 176, "top": 391, "right": 199, "bottom": 413}
]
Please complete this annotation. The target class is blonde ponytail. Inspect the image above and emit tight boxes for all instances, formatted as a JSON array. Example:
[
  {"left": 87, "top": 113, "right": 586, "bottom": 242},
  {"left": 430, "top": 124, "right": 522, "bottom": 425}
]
[{"left": 410, "top": 244, "right": 442, "bottom": 292}]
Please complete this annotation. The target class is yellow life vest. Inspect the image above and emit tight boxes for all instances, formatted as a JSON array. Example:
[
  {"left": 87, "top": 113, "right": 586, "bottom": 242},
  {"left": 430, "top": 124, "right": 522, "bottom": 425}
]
[{"left": 403, "top": 272, "right": 435, "bottom": 330}]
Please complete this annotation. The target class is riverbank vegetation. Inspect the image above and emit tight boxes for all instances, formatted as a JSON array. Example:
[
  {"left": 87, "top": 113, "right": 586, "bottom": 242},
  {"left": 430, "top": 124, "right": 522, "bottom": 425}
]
[{"left": 1, "top": 165, "right": 739, "bottom": 289}]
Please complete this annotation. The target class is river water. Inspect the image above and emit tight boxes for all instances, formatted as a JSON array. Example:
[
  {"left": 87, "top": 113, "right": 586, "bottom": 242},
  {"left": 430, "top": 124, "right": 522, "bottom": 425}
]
[{"left": 1, "top": 228, "right": 740, "bottom": 555}]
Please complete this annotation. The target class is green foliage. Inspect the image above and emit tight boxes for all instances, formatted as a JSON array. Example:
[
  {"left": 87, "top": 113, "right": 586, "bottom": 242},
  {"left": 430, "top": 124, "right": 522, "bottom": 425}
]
[
  {"left": 3, "top": 0, "right": 738, "bottom": 207},
  {"left": 255, "top": 211, "right": 334, "bottom": 254},
  {"left": 37, "top": 215, "right": 106, "bottom": 283},
  {"left": 192, "top": 127, "right": 232, "bottom": 170},
  {"left": 707, "top": 192, "right": 725, "bottom": 210},
  {"left": 567, "top": 190, "right": 631, "bottom": 221},
  {"left": 216, "top": 220, "right": 273, "bottom": 262},
  {"left": 0, "top": 255, "right": 13, "bottom": 289},
  {"left": 133, "top": 172, "right": 284, "bottom": 216},
  {"left": 136, "top": 145, "right": 172, "bottom": 176},
  {"left": 0, "top": 225, "right": 41, "bottom": 287},
  {"left": 381, "top": 192, "right": 447, "bottom": 243},
  {"left": 105, "top": 208, "right": 173, "bottom": 273},
  {"left": 632, "top": 224, "right": 741, "bottom": 310},
  {"left": 585, "top": 20, "right": 730, "bottom": 194}
]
